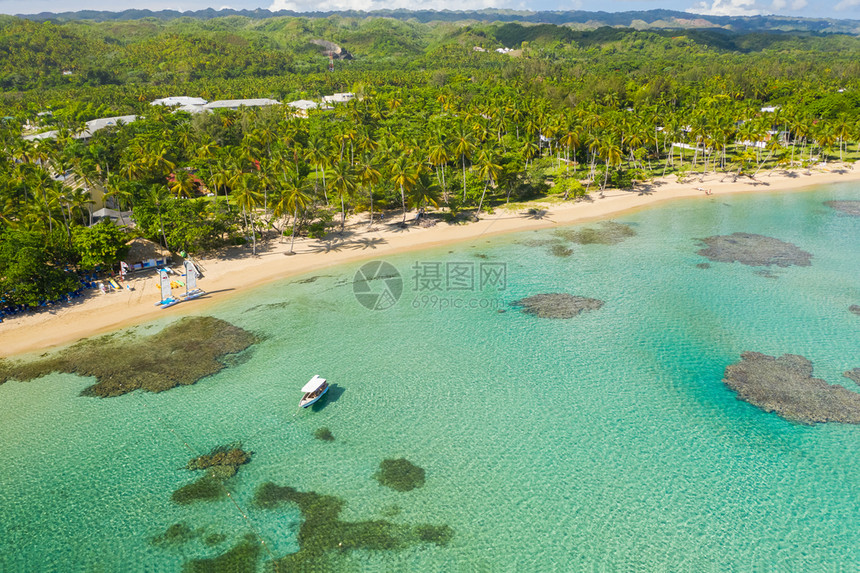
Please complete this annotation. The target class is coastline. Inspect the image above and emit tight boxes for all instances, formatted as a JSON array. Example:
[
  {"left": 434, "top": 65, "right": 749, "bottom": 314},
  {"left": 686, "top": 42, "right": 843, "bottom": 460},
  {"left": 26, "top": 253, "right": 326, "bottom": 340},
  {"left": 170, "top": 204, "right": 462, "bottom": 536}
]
[{"left": 2, "top": 165, "right": 859, "bottom": 358}]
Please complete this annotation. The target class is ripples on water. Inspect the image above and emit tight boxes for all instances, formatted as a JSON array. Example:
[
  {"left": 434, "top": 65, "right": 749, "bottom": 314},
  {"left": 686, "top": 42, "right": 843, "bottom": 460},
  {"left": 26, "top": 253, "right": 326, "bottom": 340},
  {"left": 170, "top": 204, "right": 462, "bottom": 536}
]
[{"left": 1, "top": 187, "right": 859, "bottom": 571}]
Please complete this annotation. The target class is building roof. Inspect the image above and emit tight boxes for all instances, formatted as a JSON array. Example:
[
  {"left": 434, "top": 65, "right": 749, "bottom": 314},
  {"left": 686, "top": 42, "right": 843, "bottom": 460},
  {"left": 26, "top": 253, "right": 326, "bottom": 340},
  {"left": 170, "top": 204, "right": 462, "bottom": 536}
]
[
  {"left": 125, "top": 237, "right": 169, "bottom": 264},
  {"left": 203, "top": 98, "right": 281, "bottom": 110},
  {"left": 321, "top": 92, "right": 355, "bottom": 104},
  {"left": 151, "top": 96, "right": 208, "bottom": 107},
  {"left": 175, "top": 104, "right": 209, "bottom": 114},
  {"left": 23, "top": 114, "right": 137, "bottom": 142},
  {"left": 288, "top": 99, "right": 318, "bottom": 110}
]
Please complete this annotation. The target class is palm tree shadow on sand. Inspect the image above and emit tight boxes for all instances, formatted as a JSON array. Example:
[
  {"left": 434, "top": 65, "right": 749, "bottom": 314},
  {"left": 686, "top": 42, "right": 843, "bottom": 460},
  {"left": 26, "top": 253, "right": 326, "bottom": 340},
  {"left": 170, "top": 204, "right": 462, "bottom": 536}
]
[{"left": 311, "top": 384, "right": 345, "bottom": 412}]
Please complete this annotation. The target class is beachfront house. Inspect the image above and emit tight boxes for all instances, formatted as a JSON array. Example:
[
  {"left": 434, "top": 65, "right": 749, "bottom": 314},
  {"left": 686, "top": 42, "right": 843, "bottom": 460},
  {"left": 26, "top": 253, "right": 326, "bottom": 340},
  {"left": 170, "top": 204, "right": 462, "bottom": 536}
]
[
  {"left": 22, "top": 115, "right": 138, "bottom": 142},
  {"left": 321, "top": 92, "right": 355, "bottom": 105},
  {"left": 151, "top": 96, "right": 208, "bottom": 107},
  {"left": 203, "top": 98, "right": 281, "bottom": 111}
]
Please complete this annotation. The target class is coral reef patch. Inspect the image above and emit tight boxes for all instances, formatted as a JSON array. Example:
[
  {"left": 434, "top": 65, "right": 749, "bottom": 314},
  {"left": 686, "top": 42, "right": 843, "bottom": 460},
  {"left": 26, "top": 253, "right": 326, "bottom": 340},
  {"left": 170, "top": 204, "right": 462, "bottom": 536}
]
[
  {"left": 511, "top": 293, "right": 604, "bottom": 319},
  {"left": 374, "top": 458, "right": 426, "bottom": 492},
  {"left": 549, "top": 244, "right": 574, "bottom": 258},
  {"left": 825, "top": 200, "right": 860, "bottom": 216},
  {"left": 554, "top": 221, "right": 636, "bottom": 245},
  {"left": 252, "top": 482, "right": 452, "bottom": 570},
  {"left": 184, "top": 534, "right": 261, "bottom": 573},
  {"left": 314, "top": 427, "right": 335, "bottom": 442},
  {"left": 186, "top": 444, "right": 251, "bottom": 479},
  {"left": 172, "top": 476, "right": 224, "bottom": 505},
  {"left": 723, "top": 352, "right": 860, "bottom": 424},
  {"left": 173, "top": 444, "right": 252, "bottom": 504},
  {"left": 697, "top": 233, "right": 812, "bottom": 267},
  {"left": 0, "top": 316, "right": 257, "bottom": 397},
  {"left": 843, "top": 368, "right": 860, "bottom": 386}
]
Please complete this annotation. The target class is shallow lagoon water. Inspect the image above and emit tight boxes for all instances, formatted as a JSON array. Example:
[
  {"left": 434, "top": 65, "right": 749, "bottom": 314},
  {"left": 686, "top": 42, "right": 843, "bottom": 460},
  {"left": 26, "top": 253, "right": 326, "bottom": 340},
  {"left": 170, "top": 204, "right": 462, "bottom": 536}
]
[{"left": 2, "top": 186, "right": 859, "bottom": 571}]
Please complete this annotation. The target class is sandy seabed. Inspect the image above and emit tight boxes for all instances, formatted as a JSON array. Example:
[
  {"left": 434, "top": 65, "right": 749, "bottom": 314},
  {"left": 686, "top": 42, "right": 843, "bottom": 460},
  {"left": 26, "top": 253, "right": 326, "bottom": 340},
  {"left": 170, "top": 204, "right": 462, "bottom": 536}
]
[{"left": 3, "top": 166, "right": 859, "bottom": 358}]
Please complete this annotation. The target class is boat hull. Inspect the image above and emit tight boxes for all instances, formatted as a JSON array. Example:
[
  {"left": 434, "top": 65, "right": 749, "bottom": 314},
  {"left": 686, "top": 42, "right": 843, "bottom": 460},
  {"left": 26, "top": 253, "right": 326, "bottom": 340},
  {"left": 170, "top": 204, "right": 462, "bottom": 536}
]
[{"left": 300, "top": 384, "right": 329, "bottom": 408}]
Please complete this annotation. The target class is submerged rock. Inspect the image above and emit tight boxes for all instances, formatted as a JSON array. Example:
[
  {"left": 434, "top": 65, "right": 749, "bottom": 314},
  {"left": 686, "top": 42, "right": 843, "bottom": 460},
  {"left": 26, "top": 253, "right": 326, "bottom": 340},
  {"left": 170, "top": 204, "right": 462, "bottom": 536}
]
[
  {"left": 185, "top": 534, "right": 261, "bottom": 573},
  {"left": 186, "top": 444, "right": 251, "bottom": 479},
  {"left": 171, "top": 475, "right": 224, "bottom": 505},
  {"left": 151, "top": 522, "right": 200, "bottom": 547},
  {"left": 314, "top": 427, "right": 335, "bottom": 442},
  {"left": 512, "top": 293, "right": 604, "bottom": 319},
  {"left": 172, "top": 444, "right": 252, "bottom": 504},
  {"left": 554, "top": 221, "right": 636, "bottom": 245},
  {"left": 374, "top": 458, "right": 426, "bottom": 492},
  {"left": 252, "top": 481, "right": 452, "bottom": 570},
  {"left": 0, "top": 316, "right": 258, "bottom": 397},
  {"left": 844, "top": 368, "right": 860, "bottom": 386},
  {"left": 697, "top": 233, "right": 812, "bottom": 267},
  {"left": 723, "top": 352, "right": 860, "bottom": 424},
  {"left": 549, "top": 244, "right": 574, "bottom": 258},
  {"left": 849, "top": 305, "right": 860, "bottom": 316},
  {"left": 825, "top": 200, "right": 860, "bottom": 216}
]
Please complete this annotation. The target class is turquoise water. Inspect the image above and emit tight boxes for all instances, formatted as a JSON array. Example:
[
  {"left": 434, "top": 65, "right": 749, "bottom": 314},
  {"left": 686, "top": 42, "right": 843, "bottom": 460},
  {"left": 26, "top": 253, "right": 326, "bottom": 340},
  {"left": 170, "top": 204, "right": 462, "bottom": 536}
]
[{"left": 2, "top": 186, "right": 859, "bottom": 571}]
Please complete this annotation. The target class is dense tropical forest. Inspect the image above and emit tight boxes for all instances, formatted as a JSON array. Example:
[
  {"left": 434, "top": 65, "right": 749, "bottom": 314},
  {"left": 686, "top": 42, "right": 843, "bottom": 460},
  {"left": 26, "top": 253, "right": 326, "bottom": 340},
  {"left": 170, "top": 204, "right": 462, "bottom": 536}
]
[{"left": 3, "top": 12, "right": 860, "bottom": 309}]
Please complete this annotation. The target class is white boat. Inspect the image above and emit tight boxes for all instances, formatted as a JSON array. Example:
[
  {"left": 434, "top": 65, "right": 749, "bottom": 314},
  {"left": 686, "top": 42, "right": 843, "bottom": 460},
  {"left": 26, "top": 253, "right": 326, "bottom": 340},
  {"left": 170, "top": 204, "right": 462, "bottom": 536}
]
[
  {"left": 181, "top": 260, "right": 205, "bottom": 301},
  {"left": 300, "top": 375, "right": 329, "bottom": 408}
]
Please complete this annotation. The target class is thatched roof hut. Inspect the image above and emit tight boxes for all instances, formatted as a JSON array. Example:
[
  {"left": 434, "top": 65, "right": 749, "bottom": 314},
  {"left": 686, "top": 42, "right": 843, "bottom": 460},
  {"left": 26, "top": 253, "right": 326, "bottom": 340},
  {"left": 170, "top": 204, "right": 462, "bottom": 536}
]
[{"left": 125, "top": 238, "right": 170, "bottom": 267}]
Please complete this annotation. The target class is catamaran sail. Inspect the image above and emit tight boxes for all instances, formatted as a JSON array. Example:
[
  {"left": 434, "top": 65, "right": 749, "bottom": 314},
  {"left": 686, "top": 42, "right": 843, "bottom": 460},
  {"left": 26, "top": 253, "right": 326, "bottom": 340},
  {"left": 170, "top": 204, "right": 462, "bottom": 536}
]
[
  {"left": 184, "top": 261, "right": 197, "bottom": 291},
  {"left": 181, "top": 260, "right": 205, "bottom": 300},
  {"left": 159, "top": 269, "right": 172, "bottom": 301}
]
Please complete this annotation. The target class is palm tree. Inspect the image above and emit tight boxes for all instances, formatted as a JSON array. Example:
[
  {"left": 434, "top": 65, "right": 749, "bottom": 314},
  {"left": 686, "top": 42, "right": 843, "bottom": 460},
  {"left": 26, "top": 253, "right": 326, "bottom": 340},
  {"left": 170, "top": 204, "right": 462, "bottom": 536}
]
[
  {"left": 143, "top": 185, "right": 170, "bottom": 249},
  {"left": 388, "top": 154, "right": 420, "bottom": 225},
  {"left": 356, "top": 154, "right": 382, "bottom": 227},
  {"left": 168, "top": 170, "right": 197, "bottom": 199},
  {"left": 599, "top": 139, "right": 623, "bottom": 191},
  {"left": 451, "top": 122, "right": 475, "bottom": 201},
  {"left": 427, "top": 138, "right": 450, "bottom": 204},
  {"left": 327, "top": 160, "right": 357, "bottom": 232},
  {"left": 410, "top": 171, "right": 441, "bottom": 213},
  {"left": 304, "top": 136, "right": 331, "bottom": 204},
  {"left": 231, "top": 173, "right": 264, "bottom": 255},
  {"left": 271, "top": 168, "right": 311, "bottom": 253},
  {"left": 475, "top": 149, "right": 502, "bottom": 215}
]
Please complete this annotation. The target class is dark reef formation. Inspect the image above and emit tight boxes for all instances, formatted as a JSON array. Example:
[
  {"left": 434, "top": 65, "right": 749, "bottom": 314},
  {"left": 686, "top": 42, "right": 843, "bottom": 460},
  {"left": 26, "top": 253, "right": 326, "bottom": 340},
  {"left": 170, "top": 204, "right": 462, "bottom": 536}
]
[
  {"left": 849, "top": 305, "right": 860, "bottom": 316},
  {"left": 723, "top": 352, "right": 860, "bottom": 424},
  {"left": 171, "top": 476, "right": 224, "bottom": 504},
  {"left": 0, "top": 316, "right": 257, "bottom": 397},
  {"left": 825, "top": 200, "right": 860, "bottom": 216},
  {"left": 512, "top": 293, "right": 604, "bottom": 319},
  {"left": 253, "top": 482, "right": 452, "bottom": 570},
  {"left": 314, "top": 427, "right": 335, "bottom": 441},
  {"left": 184, "top": 534, "right": 261, "bottom": 573},
  {"left": 554, "top": 221, "right": 636, "bottom": 245},
  {"left": 843, "top": 368, "right": 860, "bottom": 386},
  {"left": 186, "top": 444, "right": 251, "bottom": 479},
  {"left": 151, "top": 522, "right": 226, "bottom": 548},
  {"left": 374, "top": 458, "right": 426, "bottom": 492},
  {"left": 172, "top": 444, "right": 252, "bottom": 504},
  {"left": 697, "top": 233, "right": 812, "bottom": 267}
]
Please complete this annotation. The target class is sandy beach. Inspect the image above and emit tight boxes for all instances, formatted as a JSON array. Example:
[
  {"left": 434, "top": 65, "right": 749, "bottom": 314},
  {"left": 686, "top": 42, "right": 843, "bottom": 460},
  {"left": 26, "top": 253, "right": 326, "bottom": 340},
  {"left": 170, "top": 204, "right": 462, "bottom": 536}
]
[{"left": 2, "top": 166, "right": 858, "bottom": 358}]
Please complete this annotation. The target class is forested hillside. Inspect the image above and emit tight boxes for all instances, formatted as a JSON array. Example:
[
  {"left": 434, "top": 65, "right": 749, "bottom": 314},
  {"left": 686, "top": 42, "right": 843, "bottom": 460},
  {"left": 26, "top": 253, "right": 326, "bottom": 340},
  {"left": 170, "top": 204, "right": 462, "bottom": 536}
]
[{"left": 2, "top": 13, "right": 860, "bottom": 310}]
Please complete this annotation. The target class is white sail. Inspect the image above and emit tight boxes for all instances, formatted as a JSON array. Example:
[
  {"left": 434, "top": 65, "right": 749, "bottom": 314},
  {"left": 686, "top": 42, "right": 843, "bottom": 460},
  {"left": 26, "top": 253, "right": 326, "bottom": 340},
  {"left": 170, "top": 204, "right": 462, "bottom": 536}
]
[
  {"left": 159, "top": 270, "right": 172, "bottom": 301},
  {"left": 184, "top": 260, "right": 198, "bottom": 292}
]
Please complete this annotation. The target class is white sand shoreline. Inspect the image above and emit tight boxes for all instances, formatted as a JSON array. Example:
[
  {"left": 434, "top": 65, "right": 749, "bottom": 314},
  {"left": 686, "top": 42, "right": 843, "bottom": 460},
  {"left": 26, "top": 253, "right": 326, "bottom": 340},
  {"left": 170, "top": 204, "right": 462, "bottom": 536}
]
[{"left": 2, "top": 166, "right": 859, "bottom": 358}]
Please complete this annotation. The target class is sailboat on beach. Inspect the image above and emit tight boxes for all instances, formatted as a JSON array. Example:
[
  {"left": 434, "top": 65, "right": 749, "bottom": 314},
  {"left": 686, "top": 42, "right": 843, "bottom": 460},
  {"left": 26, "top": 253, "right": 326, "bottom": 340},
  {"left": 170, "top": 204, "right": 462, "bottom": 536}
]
[
  {"left": 181, "top": 260, "right": 205, "bottom": 301},
  {"left": 154, "top": 261, "right": 205, "bottom": 308},
  {"left": 155, "top": 269, "right": 180, "bottom": 308}
]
